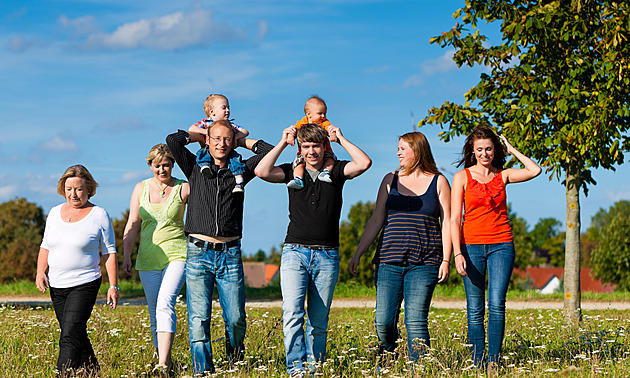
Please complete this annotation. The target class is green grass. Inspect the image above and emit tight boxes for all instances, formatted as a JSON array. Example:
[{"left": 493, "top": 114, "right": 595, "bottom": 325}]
[
  {"left": 2, "top": 280, "right": 630, "bottom": 302},
  {"left": 2, "top": 302, "right": 630, "bottom": 377}
]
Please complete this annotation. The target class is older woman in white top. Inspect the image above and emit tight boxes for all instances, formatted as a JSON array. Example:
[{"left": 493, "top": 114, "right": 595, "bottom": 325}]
[{"left": 36, "top": 165, "right": 119, "bottom": 375}]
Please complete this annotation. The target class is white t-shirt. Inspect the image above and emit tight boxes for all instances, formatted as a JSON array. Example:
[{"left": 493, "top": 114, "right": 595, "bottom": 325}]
[{"left": 40, "top": 204, "right": 117, "bottom": 288}]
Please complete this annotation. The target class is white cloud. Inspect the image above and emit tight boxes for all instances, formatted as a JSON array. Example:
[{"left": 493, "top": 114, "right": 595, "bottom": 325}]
[
  {"left": 421, "top": 49, "right": 457, "bottom": 75},
  {"left": 0, "top": 185, "right": 18, "bottom": 199},
  {"left": 605, "top": 186, "right": 630, "bottom": 202},
  {"left": 365, "top": 65, "right": 390, "bottom": 74},
  {"left": 254, "top": 20, "right": 269, "bottom": 46},
  {"left": 40, "top": 134, "right": 80, "bottom": 152},
  {"left": 58, "top": 14, "right": 100, "bottom": 38},
  {"left": 403, "top": 74, "right": 424, "bottom": 88},
  {"left": 7, "top": 35, "right": 48, "bottom": 52},
  {"left": 118, "top": 171, "right": 147, "bottom": 184},
  {"left": 84, "top": 8, "right": 247, "bottom": 50}
]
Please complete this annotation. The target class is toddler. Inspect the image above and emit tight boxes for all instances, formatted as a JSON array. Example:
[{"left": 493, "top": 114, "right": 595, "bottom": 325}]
[
  {"left": 287, "top": 96, "right": 337, "bottom": 189},
  {"left": 189, "top": 94, "right": 249, "bottom": 193}
]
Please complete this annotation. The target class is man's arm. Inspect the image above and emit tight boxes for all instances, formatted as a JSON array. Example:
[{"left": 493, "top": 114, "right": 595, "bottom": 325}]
[
  {"left": 254, "top": 127, "right": 296, "bottom": 183},
  {"left": 165, "top": 130, "right": 198, "bottom": 178},
  {"left": 327, "top": 126, "right": 372, "bottom": 179}
]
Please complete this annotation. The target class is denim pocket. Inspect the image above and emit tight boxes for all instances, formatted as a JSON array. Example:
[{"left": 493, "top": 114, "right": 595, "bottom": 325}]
[
  {"left": 225, "top": 243, "right": 242, "bottom": 262},
  {"left": 187, "top": 242, "right": 203, "bottom": 259},
  {"left": 324, "top": 248, "right": 339, "bottom": 260}
]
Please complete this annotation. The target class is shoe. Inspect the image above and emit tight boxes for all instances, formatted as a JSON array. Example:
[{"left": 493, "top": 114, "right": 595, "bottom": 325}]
[
  {"left": 289, "top": 370, "right": 305, "bottom": 378},
  {"left": 152, "top": 364, "right": 168, "bottom": 376},
  {"left": 287, "top": 176, "right": 304, "bottom": 189},
  {"left": 232, "top": 183, "right": 244, "bottom": 193},
  {"left": 487, "top": 361, "right": 499, "bottom": 378},
  {"left": 200, "top": 165, "right": 215, "bottom": 179},
  {"left": 318, "top": 169, "right": 332, "bottom": 183}
]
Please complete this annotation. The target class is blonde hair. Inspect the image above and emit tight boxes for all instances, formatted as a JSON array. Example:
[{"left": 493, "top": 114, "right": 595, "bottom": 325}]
[
  {"left": 145, "top": 143, "right": 174, "bottom": 166},
  {"left": 304, "top": 96, "right": 327, "bottom": 114},
  {"left": 203, "top": 94, "right": 229, "bottom": 117},
  {"left": 56, "top": 165, "right": 98, "bottom": 199},
  {"left": 398, "top": 132, "right": 440, "bottom": 176}
]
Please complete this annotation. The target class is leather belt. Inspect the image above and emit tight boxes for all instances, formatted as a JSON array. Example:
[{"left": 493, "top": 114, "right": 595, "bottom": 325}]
[{"left": 188, "top": 235, "right": 239, "bottom": 250}]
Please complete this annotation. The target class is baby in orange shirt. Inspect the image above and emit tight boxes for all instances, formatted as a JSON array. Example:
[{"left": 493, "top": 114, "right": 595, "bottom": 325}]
[{"left": 286, "top": 96, "right": 337, "bottom": 189}]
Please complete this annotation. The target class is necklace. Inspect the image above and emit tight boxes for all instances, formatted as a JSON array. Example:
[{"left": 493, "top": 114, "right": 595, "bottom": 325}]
[
  {"left": 154, "top": 177, "right": 170, "bottom": 198},
  {"left": 67, "top": 206, "right": 82, "bottom": 222}
]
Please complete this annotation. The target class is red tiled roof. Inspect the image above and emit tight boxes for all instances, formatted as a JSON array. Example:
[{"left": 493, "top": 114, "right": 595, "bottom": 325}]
[
  {"left": 514, "top": 267, "right": 616, "bottom": 293},
  {"left": 243, "top": 262, "right": 279, "bottom": 288}
]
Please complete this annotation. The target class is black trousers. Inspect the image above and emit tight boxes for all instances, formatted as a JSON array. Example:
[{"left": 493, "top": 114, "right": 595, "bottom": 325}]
[{"left": 50, "top": 276, "right": 101, "bottom": 374}]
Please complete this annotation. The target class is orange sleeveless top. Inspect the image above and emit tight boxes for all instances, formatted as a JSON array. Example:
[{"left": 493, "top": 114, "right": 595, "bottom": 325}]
[{"left": 461, "top": 168, "right": 513, "bottom": 244}]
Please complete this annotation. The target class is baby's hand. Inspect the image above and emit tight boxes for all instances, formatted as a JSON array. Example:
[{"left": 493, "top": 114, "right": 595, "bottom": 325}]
[{"left": 286, "top": 130, "right": 295, "bottom": 146}]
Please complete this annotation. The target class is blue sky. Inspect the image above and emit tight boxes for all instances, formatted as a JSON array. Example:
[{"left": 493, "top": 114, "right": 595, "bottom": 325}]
[{"left": 2, "top": 0, "right": 629, "bottom": 256}]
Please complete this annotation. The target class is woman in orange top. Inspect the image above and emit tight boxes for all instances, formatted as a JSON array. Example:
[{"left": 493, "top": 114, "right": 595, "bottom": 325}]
[{"left": 451, "top": 126, "right": 541, "bottom": 373}]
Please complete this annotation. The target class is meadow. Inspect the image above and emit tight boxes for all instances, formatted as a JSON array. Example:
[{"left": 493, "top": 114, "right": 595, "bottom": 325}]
[{"left": 2, "top": 297, "right": 629, "bottom": 377}]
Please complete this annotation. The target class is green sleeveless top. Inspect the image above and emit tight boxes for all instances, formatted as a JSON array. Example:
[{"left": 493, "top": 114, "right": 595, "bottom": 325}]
[{"left": 136, "top": 178, "right": 187, "bottom": 271}]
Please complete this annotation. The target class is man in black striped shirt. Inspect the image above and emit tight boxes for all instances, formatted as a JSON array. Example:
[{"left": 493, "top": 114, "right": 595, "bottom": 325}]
[
  {"left": 254, "top": 123, "right": 371, "bottom": 375},
  {"left": 166, "top": 120, "right": 272, "bottom": 375}
]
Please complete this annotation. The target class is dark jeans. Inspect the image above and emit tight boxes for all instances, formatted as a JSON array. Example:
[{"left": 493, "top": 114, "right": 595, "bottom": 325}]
[{"left": 50, "top": 277, "right": 101, "bottom": 374}]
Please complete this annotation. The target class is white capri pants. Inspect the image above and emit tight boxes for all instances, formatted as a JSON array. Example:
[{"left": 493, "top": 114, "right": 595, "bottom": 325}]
[{"left": 139, "top": 261, "right": 186, "bottom": 348}]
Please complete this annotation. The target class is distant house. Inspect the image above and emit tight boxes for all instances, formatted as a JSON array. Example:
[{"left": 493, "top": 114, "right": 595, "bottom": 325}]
[
  {"left": 513, "top": 267, "right": 616, "bottom": 294},
  {"left": 243, "top": 262, "right": 279, "bottom": 288}
]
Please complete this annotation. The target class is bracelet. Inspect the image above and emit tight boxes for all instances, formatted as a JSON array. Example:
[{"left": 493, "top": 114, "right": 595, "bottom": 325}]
[
  {"left": 109, "top": 286, "right": 119, "bottom": 291},
  {"left": 454, "top": 253, "right": 462, "bottom": 258},
  {"left": 442, "top": 259, "right": 450, "bottom": 264}
]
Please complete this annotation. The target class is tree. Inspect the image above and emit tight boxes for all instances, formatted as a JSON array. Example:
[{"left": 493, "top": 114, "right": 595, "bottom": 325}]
[
  {"left": 420, "top": 0, "right": 630, "bottom": 323},
  {"left": 530, "top": 218, "right": 565, "bottom": 266},
  {"left": 338, "top": 201, "right": 377, "bottom": 286},
  {"left": 0, "top": 198, "right": 45, "bottom": 283},
  {"left": 590, "top": 213, "right": 630, "bottom": 290},
  {"left": 584, "top": 200, "right": 630, "bottom": 267},
  {"left": 111, "top": 209, "right": 140, "bottom": 282}
]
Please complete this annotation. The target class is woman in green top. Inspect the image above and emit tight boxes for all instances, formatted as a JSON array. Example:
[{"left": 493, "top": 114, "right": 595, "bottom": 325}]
[{"left": 123, "top": 143, "right": 190, "bottom": 373}]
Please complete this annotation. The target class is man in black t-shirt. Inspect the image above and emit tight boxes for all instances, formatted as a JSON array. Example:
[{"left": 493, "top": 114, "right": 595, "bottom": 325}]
[{"left": 255, "top": 123, "right": 371, "bottom": 375}]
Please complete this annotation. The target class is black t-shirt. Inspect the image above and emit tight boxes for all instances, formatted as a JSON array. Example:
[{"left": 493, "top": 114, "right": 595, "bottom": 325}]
[{"left": 280, "top": 160, "right": 350, "bottom": 247}]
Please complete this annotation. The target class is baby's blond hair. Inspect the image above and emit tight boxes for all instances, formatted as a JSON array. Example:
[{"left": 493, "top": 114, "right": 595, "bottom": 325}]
[{"left": 203, "top": 94, "right": 229, "bottom": 117}]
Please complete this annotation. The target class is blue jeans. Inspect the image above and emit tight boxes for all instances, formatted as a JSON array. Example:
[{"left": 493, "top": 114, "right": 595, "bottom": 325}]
[
  {"left": 375, "top": 263, "right": 439, "bottom": 360},
  {"left": 462, "top": 242, "right": 515, "bottom": 365},
  {"left": 185, "top": 239, "right": 246, "bottom": 375},
  {"left": 280, "top": 244, "right": 340, "bottom": 374},
  {"left": 196, "top": 148, "right": 245, "bottom": 176}
]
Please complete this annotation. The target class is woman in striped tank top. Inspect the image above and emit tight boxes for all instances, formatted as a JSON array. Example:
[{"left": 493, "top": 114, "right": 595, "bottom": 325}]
[
  {"left": 349, "top": 132, "right": 452, "bottom": 361},
  {"left": 451, "top": 126, "right": 541, "bottom": 374}
]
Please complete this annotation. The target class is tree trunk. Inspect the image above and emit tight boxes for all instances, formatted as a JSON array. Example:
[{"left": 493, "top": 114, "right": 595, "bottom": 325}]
[{"left": 563, "top": 165, "right": 582, "bottom": 323}]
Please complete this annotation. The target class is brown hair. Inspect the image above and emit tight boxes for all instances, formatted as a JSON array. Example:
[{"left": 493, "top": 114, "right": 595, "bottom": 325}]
[
  {"left": 145, "top": 143, "right": 174, "bottom": 166},
  {"left": 457, "top": 126, "right": 506, "bottom": 169},
  {"left": 56, "top": 165, "right": 98, "bottom": 199},
  {"left": 297, "top": 123, "right": 328, "bottom": 146},
  {"left": 304, "top": 96, "right": 327, "bottom": 114},
  {"left": 203, "top": 94, "right": 229, "bottom": 117},
  {"left": 398, "top": 132, "right": 440, "bottom": 176}
]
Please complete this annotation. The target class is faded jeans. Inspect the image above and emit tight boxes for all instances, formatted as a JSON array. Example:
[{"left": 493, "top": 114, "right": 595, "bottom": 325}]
[
  {"left": 462, "top": 242, "right": 515, "bottom": 365},
  {"left": 185, "top": 239, "right": 246, "bottom": 375},
  {"left": 375, "top": 263, "right": 439, "bottom": 360},
  {"left": 280, "top": 244, "right": 340, "bottom": 374}
]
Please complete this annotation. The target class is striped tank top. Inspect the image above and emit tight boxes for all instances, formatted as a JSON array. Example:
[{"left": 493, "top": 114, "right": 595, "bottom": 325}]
[{"left": 373, "top": 172, "right": 443, "bottom": 266}]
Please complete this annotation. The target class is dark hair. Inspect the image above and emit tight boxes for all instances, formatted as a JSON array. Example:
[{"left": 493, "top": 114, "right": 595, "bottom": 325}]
[
  {"left": 399, "top": 132, "right": 440, "bottom": 175},
  {"left": 297, "top": 123, "right": 328, "bottom": 145},
  {"left": 457, "top": 126, "right": 506, "bottom": 169}
]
